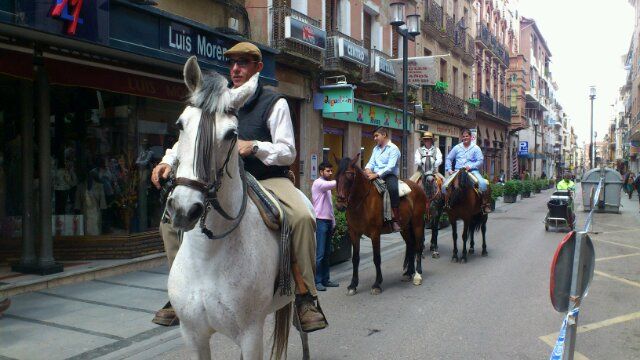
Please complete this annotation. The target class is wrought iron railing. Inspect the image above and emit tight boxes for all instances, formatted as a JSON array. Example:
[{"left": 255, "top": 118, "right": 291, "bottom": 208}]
[
  {"left": 270, "top": 6, "right": 323, "bottom": 65},
  {"left": 324, "top": 30, "right": 367, "bottom": 74},
  {"left": 445, "top": 15, "right": 454, "bottom": 40},
  {"left": 363, "top": 48, "right": 395, "bottom": 87},
  {"left": 478, "top": 92, "right": 511, "bottom": 123},
  {"left": 475, "top": 22, "right": 509, "bottom": 65},
  {"left": 423, "top": 87, "right": 475, "bottom": 122},
  {"left": 426, "top": 0, "right": 444, "bottom": 30}
]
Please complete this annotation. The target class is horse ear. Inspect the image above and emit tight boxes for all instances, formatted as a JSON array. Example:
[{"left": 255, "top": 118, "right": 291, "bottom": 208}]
[
  {"left": 351, "top": 153, "right": 360, "bottom": 165},
  {"left": 229, "top": 72, "right": 259, "bottom": 110},
  {"left": 183, "top": 56, "right": 202, "bottom": 93}
]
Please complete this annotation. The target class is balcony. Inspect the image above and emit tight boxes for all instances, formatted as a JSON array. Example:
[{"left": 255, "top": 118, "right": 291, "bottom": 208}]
[
  {"left": 452, "top": 28, "right": 475, "bottom": 65},
  {"left": 324, "top": 31, "right": 369, "bottom": 79},
  {"left": 476, "top": 92, "right": 511, "bottom": 125},
  {"left": 270, "top": 6, "right": 325, "bottom": 68},
  {"left": 363, "top": 49, "right": 396, "bottom": 91},
  {"left": 475, "top": 22, "right": 509, "bottom": 66},
  {"left": 422, "top": 87, "right": 475, "bottom": 126},
  {"left": 422, "top": 0, "right": 454, "bottom": 48}
]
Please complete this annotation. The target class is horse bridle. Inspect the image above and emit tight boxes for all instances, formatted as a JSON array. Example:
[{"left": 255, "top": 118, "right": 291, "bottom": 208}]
[
  {"left": 172, "top": 117, "right": 249, "bottom": 240},
  {"left": 340, "top": 169, "right": 372, "bottom": 211}
]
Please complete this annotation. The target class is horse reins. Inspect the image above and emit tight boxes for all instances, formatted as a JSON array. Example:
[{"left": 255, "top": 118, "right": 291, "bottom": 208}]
[
  {"left": 343, "top": 170, "right": 372, "bottom": 212},
  {"left": 172, "top": 111, "right": 249, "bottom": 240}
]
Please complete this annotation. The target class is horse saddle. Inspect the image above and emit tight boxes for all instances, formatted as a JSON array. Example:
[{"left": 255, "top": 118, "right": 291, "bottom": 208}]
[
  {"left": 399, "top": 181, "right": 412, "bottom": 197},
  {"left": 246, "top": 174, "right": 283, "bottom": 231}
]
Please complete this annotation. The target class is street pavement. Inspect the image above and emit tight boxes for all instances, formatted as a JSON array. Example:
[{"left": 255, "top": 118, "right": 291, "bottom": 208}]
[{"left": 1, "top": 186, "right": 639, "bottom": 359}]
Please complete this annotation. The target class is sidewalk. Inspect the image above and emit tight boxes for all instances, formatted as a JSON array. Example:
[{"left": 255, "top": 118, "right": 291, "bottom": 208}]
[{"left": 0, "top": 192, "right": 537, "bottom": 360}]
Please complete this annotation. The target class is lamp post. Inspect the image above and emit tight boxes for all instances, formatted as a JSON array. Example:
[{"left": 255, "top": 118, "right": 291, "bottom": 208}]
[
  {"left": 533, "top": 118, "right": 539, "bottom": 176},
  {"left": 589, "top": 86, "right": 596, "bottom": 169},
  {"left": 390, "top": 2, "right": 420, "bottom": 177}
]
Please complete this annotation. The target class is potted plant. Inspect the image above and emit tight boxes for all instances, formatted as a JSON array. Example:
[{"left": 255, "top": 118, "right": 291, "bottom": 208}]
[
  {"left": 503, "top": 180, "right": 519, "bottom": 203},
  {"left": 533, "top": 179, "right": 542, "bottom": 194},
  {"left": 490, "top": 182, "right": 504, "bottom": 210},
  {"left": 329, "top": 207, "right": 352, "bottom": 265},
  {"left": 467, "top": 98, "right": 480, "bottom": 108},
  {"left": 434, "top": 81, "right": 449, "bottom": 94},
  {"left": 521, "top": 180, "right": 533, "bottom": 198}
]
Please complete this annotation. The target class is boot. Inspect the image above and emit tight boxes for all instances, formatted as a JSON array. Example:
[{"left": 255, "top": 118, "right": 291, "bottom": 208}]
[
  {"left": 481, "top": 189, "right": 492, "bottom": 214},
  {"left": 296, "top": 293, "right": 328, "bottom": 333},
  {"left": 152, "top": 301, "right": 179, "bottom": 326},
  {"left": 391, "top": 207, "right": 402, "bottom": 232}
]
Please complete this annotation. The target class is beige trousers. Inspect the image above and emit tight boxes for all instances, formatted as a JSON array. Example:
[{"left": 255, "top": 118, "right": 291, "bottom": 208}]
[{"left": 159, "top": 177, "right": 318, "bottom": 296}]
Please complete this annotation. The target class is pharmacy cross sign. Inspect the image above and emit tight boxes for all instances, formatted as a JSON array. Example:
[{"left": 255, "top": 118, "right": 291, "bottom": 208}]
[{"left": 51, "top": 0, "right": 85, "bottom": 35}]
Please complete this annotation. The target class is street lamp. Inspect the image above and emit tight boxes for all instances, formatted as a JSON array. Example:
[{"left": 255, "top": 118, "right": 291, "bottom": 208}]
[
  {"left": 589, "top": 86, "right": 596, "bottom": 169},
  {"left": 389, "top": 2, "right": 420, "bottom": 177}
]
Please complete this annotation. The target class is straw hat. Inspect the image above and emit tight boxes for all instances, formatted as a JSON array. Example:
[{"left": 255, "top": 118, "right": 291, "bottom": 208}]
[{"left": 421, "top": 131, "right": 434, "bottom": 139}]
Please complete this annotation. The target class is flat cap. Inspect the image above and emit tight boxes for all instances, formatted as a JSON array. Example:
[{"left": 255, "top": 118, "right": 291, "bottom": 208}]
[{"left": 224, "top": 42, "right": 262, "bottom": 61}]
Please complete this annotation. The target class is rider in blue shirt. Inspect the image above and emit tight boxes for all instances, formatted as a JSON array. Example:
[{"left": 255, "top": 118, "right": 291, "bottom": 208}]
[
  {"left": 364, "top": 126, "right": 402, "bottom": 231},
  {"left": 444, "top": 129, "right": 492, "bottom": 213}
]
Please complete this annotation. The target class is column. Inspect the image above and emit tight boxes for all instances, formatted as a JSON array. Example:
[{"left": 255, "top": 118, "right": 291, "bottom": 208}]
[
  {"left": 480, "top": 53, "right": 486, "bottom": 94},
  {"left": 299, "top": 101, "right": 322, "bottom": 197},
  {"left": 12, "top": 81, "right": 37, "bottom": 272},
  {"left": 36, "top": 64, "right": 63, "bottom": 274}
]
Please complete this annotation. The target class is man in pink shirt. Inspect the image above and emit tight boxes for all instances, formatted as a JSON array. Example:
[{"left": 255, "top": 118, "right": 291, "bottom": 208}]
[{"left": 312, "top": 162, "right": 340, "bottom": 291}]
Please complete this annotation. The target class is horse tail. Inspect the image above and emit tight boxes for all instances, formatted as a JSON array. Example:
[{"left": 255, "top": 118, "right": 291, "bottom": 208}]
[
  {"left": 469, "top": 213, "right": 486, "bottom": 234},
  {"left": 271, "top": 302, "right": 292, "bottom": 360}
]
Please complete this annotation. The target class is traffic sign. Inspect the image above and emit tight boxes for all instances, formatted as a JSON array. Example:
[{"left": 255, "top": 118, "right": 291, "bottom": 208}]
[
  {"left": 549, "top": 231, "right": 595, "bottom": 313},
  {"left": 519, "top": 141, "right": 529, "bottom": 156}
]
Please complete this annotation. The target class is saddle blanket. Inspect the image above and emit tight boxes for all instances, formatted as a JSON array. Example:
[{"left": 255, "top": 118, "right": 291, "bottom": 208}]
[
  {"left": 443, "top": 170, "right": 479, "bottom": 190},
  {"left": 373, "top": 179, "right": 412, "bottom": 222}
]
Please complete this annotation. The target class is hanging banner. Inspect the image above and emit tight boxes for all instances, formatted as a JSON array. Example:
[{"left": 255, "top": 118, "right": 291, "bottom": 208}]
[{"left": 389, "top": 56, "right": 439, "bottom": 86}]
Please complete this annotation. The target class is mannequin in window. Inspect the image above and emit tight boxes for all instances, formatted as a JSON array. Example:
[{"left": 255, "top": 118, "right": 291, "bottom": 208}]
[
  {"left": 136, "top": 139, "right": 154, "bottom": 230},
  {"left": 54, "top": 159, "right": 77, "bottom": 214},
  {"left": 75, "top": 168, "right": 107, "bottom": 236}
]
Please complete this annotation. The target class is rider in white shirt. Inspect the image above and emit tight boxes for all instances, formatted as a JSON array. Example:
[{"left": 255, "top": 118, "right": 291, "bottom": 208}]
[{"left": 413, "top": 131, "right": 443, "bottom": 181}]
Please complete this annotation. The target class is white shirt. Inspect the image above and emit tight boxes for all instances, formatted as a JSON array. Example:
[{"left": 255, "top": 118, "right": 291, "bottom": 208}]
[
  {"left": 160, "top": 97, "right": 296, "bottom": 167},
  {"left": 414, "top": 145, "right": 442, "bottom": 172}
]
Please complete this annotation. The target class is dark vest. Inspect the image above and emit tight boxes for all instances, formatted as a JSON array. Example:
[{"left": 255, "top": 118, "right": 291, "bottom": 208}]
[{"left": 238, "top": 84, "right": 289, "bottom": 180}]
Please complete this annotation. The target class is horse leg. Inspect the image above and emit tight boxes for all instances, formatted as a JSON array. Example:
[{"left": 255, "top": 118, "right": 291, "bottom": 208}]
[
  {"left": 181, "top": 325, "right": 213, "bottom": 360},
  {"left": 371, "top": 233, "right": 383, "bottom": 295},
  {"left": 451, "top": 218, "right": 459, "bottom": 263},
  {"left": 469, "top": 223, "right": 475, "bottom": 255},
  {"left": 430, "top": 206, "right": 441, "bottom": 259},
  {"left": 481, "top": 216, "right": 488, "bottom": 257},
  {"left": 238, "top": 322, "right": 264, "bottom": 360},
  {"left": 460, "top": 223, "right": 469, "bottom": 264},
  {"left": 413, "top": 220, "right": 425, "bottom": 286},
  {"left": 401, "top": 228, "right": 414, "bottom": 281},
  {"left": 347, "top": 231, "right": 361, "bottom": 296}
]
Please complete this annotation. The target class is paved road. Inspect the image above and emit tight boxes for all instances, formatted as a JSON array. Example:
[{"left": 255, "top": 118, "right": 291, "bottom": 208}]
[{"left": 2, "top": 187, "right": 639, "bottom": 360}]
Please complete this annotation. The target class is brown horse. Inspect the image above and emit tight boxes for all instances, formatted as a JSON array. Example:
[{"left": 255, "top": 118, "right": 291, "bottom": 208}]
[
  {"left": 444, "top": 169, "right": 488, "bottom": 263},
  {"left": 334, "top": 154, "right": 427, "bottom": 295},
  {"left": 419, "top": 171, "right": 445, "bottom": 259}
]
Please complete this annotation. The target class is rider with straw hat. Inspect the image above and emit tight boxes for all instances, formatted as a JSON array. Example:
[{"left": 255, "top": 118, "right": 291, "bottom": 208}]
[{"left": 412, "top": 131, "right": 443, "bottom": 182}]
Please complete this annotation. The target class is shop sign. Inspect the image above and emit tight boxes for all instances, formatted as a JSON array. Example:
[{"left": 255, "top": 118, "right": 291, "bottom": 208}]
[
  {"left": 337, "top": 37, "right": 370, "bottom": 67},
  {"left": 421, "top": 121, "right": 460, "bottom": 137},
  {"left": 51, "top": 0, "right": 85, "bottom": 35},
  {"left": 323, "top": 100, "right": 412, "bottom": 131},
  {"left": 374, "top": 55, "right": 395, "bottom": 78},
  {"left": 519, "top": 141, "right": 529, "bottom": 156},
  {"left": 322, "top": 86, "right": 354, "bottom": 113},
  {"left": 285, "top": 16, "right": 326, "bottom": 51},
  {"left": 390, "top": 56, "right": 438, "bottom": 86},
  {"left": 161, "top": 21, "right": 231, "bottom": 63}
]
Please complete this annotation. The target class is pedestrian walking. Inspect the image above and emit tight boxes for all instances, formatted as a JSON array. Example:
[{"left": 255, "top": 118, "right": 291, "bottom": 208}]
[
  {"left": 624, "top": 172, "right": 635, "bottom": 199},
  {"left": 311, "top": 162, "right": 339, "bottom": 291}
]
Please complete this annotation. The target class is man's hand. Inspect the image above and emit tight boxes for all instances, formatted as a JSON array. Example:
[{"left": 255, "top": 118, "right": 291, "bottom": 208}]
[
  {"left": 366, "top": 172, "right": 379, "bottom": 180},
  {"left": 151, "top": 163, "right": 172, "bottom": 189},
  {"left": 465, "top": 165, "right": 471, "bottom": 171},
  {"left": 237, "top": 140, "right": 254, "bottom": 157},
  {"left": 364, "top": 168, "right": 372, "bottom": 175}
]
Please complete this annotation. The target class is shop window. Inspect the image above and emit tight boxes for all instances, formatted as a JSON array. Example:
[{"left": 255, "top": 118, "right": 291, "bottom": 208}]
[{"left": 323, "top": 127, "right": 344, "bottom": 169}]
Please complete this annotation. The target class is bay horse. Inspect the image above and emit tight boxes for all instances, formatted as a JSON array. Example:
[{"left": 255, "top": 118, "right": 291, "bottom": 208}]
[
  {"left": 166, "top": 57, "right": 309, "bottom": 359},
  {"left": 334, "top": 155, "right": 427, "bottom": 295},
  {"left": 444, "top": 169, "right": 488, "bottom": 263},
  {"left": 415, "top": 156, "right": 445, "bottom": 259}
]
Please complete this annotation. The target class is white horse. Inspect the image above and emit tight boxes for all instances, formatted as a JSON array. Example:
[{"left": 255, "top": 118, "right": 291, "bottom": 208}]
[{"left": 166, "top": 56, "right": 308, "bottom": 359}]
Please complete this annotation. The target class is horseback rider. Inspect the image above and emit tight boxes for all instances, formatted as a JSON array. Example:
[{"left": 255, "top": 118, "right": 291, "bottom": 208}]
[
  {"left": 151, "top": 42, "right": 327, "bottom": 332},
  {"left": 413, "top": 131, "right": 443, "bottom": 181},
  {"left": 364, "top": 126, "right": 402, "bottom": 232},
  {"left": 556, "top": 172, "right": 576, "bottom": 191},
  {"left": 444, "top": 129, "right": 492, "bottom": 214}
]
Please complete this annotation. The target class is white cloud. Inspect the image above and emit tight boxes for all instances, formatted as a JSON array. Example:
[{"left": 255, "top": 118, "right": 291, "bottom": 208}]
[{"left": 517, "top": 0, "right": 635, "bottom": 145}]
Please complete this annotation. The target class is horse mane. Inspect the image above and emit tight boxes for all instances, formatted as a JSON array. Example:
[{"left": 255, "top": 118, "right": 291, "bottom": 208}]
[
  {"left": 190, "top": 70, "right": 231, "bottom": 115},
  {"left": 337, "top": 157, "right": 364, "bottom": 177},
  {"left": 450, "top": 170, "right": 475, "bottom": 206}
]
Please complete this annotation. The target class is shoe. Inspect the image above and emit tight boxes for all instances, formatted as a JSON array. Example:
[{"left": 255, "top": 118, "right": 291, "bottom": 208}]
[
  {"left": 316, "top": 283, "right": 327, "bottom": 291},
  {"left": 296, "top": 294, "right": 328, "bottom": 333},
  {"left": 323, "top": 281, "right": 339, "bottom": 288},
  {"left": 152, "top": 301, "right": 180, "bottom": 326},
  {"left": 0, "top": 298, "right": 11, "bottom": 317}
]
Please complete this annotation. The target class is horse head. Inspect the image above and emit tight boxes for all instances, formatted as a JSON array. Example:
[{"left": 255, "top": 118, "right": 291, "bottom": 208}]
[
  {"left": 422, "top": 171, "right": 438, "bottom": 199},
  {"left": 449, "top": 168, "right": 475, "bottom": 207},
  {"left": 167, "top": 56, "right": 258, "bottom": 231},
  {"left": 334, "top": 153, "right": 361, "bottom": 211}
]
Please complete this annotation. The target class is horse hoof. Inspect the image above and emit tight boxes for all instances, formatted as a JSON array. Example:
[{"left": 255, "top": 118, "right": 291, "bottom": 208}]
[
  {"left": 460, "top": 258, "right": 467, "bottom": 264},
  {"left": 346, "top": 288, "right": 357, "bottom": 296},
  {"left": 432, "top": 252, "right": 440, "bottom": 259},
  {"left": 413, "top": 274, "right": 423, "bottom": 286},
  {"left": 401, "top": 274, "right": 412, "bottom": 282},
  {"left": 451, "top": 256, "right": 459, "bottom": 263},
  {"left": 469, "top": 248, "right": 475, "bottom": 254},
  {"left": 482, "top": 251, "right": 488, "bottom": 257},
  {"left": 370, "top": 287, "right": 382, "bottom": 295}
]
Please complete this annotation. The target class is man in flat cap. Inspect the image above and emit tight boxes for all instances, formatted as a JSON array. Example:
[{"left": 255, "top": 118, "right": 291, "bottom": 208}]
[{"left": 151, "top": 42, "right": 328, "bottom": 332}]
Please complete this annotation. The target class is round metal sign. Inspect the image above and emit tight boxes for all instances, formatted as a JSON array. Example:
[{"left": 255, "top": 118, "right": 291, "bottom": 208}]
[{"left": 549, "top": 231, "right": 596, "bottom": 313}]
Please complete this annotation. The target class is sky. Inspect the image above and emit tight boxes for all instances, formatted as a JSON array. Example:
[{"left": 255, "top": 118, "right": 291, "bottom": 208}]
[{"left": 517, "top": 0, "right": 635, "bottom": 146}]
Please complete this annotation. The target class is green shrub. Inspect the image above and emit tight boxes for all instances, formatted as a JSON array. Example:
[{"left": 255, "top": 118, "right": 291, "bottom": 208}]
[
  {"left": 522, "top": 180, "right": 533, "bottom": 193},
  {"left": 533, "top": 180, "right": 543, "bottom": 191},
  {"left": 490, "top": 182, "right": 504, "bottom": 201},
  {"left": 331, "top": 201, "right": 348, "bottom": 251},
  {"left": 503, "top": 180, "right": 520, "bottom": 196}
]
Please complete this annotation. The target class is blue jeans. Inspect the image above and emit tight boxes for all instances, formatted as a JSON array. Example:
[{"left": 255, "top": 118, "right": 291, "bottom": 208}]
[{"left": 315, "top": 219, "right": 333, "bottom": 285}]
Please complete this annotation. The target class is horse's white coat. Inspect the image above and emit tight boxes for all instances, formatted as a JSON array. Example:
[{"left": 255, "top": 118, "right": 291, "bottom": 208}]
[{"left": 167, "top": 57, "right": 294, "bottom": 359}]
